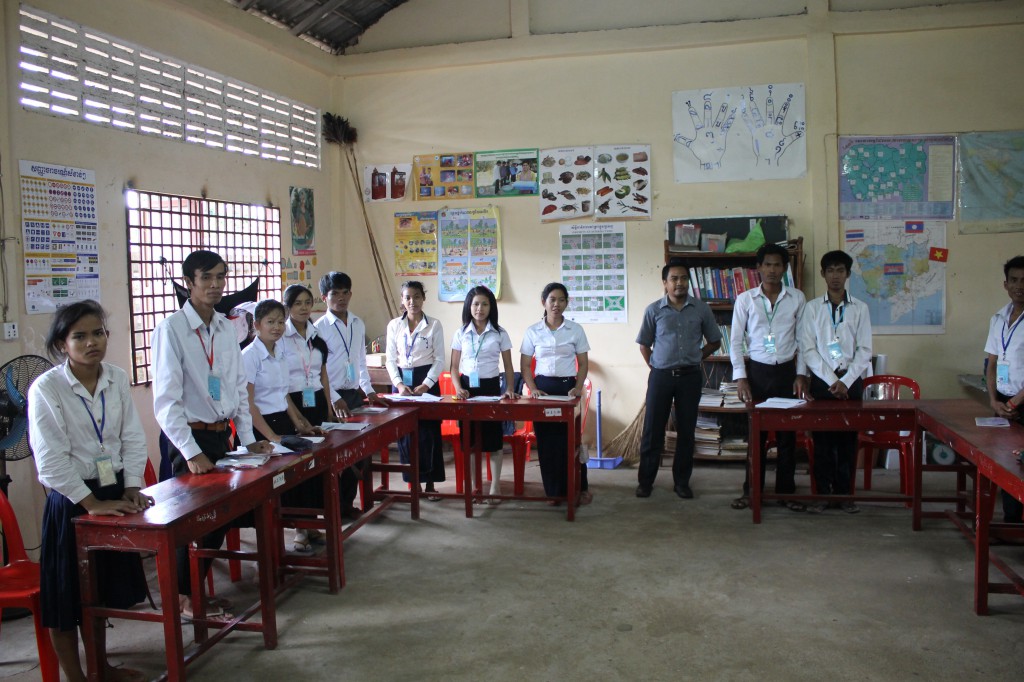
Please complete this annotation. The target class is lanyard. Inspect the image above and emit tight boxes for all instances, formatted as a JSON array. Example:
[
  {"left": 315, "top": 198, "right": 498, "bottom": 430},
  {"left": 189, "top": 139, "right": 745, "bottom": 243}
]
[
  {"left": 1002, "top": 309, "right": 1024, "bottom": 357},
  {"left": 333, "top": 320, "right": 353, "bottom": 359},
  {"left": 291, "top": 333, "right": 315, "bottom": 380},
  {"left": 78, "top": 392, "right": 106, "bottom": 453},
  {"left": 469, "top": 327, "right": 491, "bottom": 362},
  {"left": 403, "top": 317, "right": 424, "bottom": 365},
  {"left": 759, "top": 291, "right": 778, "bottom": 331},
  {"left": 195, "top": 328, "right": 214, "bottom": 369},
  {"left": 829, "top": 300, "right": 845, "bottom": 337}
]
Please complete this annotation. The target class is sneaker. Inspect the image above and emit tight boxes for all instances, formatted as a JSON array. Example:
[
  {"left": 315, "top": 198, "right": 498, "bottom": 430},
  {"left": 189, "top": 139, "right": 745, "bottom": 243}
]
[
  {"left": 840, "top": 501, "right": 860, "bottom": 514},
  {"left": 807, "top": 501, "right": 828, "bottom": 514}
]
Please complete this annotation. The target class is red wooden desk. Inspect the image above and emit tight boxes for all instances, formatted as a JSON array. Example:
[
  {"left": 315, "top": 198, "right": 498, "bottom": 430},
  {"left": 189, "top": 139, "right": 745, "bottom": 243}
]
[
  {"left": 749, "top": 400, "right": 918, "bottom": 523},
  {"left": 915, "top": 399, "right": 1024, "bottom": 615},
  {"left": 401, "top": 396, "right": 583, "bottom": 521}
]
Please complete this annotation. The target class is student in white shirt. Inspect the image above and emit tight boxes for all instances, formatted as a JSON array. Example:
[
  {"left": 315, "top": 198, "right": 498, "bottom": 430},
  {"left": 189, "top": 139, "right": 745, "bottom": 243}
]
[
  {"left": 798, "top": 250, "right": 873, "bottom": 514},
  {"left": 520, "top": 282, "right": 591, "bottom": 505},
  {"left": 151, "top": 250, "right": 273, "bottom": 621},
  {"left": 450, "top": 286, "right": 517, "bottom": 502},
  {"left": 729, "top": 243, "right": 807, "bottom": 512},
  {"left": 30, "top": 300, "right": 153, "bottom": 682},
  {"left": 984, "top": 255, "right": 1024, "bottom": 523},
  {"left": 385, "top": 281, "right": 446, "bottom": 498}
]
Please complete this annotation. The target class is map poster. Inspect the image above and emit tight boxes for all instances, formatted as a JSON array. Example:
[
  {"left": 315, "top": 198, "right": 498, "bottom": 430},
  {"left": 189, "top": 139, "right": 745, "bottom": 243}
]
[
  {"left": 957, "top": 131, "right": 1024, "bottom": 234},
  {"left": 19, "top": 159, "right": 100, "bottom": 314},
  {"left": 844, "top": 219, "right": 947, "bottom": 335},
  {"left": 672, "top": 83, "right": 807, "bottom": 184},
  {"left": 438, "top": 206, "right": 502, "bottom": 302},
  {"left": 413, "top": 153, "right": 475, "bottom": 201},
  {"left": 474, "top": 149, "right": 538, "bottom": 198},
  {"left": 559, "top": 222, "right": 627, "bottom": 324},
  {"left": 838, "top": 135, "right": 955, "bottom": 220},
  {"left": 394, "top": 211, "right": 438, "bottom": 277}
]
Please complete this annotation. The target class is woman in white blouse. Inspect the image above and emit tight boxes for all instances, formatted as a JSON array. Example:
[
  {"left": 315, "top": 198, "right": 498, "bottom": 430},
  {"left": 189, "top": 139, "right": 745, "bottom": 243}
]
[
  {"left": 385, "top": 281, "right": 446, "bottom": 499},
  {"left": 29, "top": 300, "right": 153, "bottom": 682},
  {"left": 520, "top": 283, "right": 591, "bottom": 505}
]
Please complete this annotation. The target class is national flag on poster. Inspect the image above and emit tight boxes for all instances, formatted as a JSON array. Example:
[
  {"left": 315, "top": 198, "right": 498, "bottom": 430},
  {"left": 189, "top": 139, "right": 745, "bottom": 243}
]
[
  {"left": 929, "top": 246, "right": 949, "bottom": 262},
  {"left": 845, "top": 229, "right": 864, "bottom": 242},
  {"left": 905, "top": 221, "right": 925, "bottom": 233}
]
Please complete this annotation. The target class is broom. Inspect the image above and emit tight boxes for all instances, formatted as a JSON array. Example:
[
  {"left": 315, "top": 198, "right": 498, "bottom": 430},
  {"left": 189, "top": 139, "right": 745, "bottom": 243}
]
[{"left": 605, "top": 402, "right": 645, "bottom": 466}]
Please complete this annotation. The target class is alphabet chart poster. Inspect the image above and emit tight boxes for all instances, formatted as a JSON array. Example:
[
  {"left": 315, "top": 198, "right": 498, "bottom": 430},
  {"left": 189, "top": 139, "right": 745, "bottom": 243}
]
[{"left": 19, "top": 160, "right": 100, "bottom": 313}]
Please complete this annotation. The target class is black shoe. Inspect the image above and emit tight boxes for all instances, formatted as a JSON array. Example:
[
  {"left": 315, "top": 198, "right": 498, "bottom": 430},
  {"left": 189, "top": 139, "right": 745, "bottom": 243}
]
[
  {"left": 674, "top": 484, "right": 693, "bottom": 499},
  {"left": 635, "top": 485, "right": 652, "bottom": 498}
]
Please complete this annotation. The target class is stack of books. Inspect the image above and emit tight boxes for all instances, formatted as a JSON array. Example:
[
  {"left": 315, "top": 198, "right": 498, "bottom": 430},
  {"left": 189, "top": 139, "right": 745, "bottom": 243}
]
[
  {"left": 720, "top": 437, "right": 748, "bottom": 458},
  {"left": 699, "top": 387, "right": 724, "bottom": 408},
  {"left": 719, "top": 381, "right": 745, "bottom": 409},
  {"left": 694, "top": 414, "right": 722, "bottom": 457}
]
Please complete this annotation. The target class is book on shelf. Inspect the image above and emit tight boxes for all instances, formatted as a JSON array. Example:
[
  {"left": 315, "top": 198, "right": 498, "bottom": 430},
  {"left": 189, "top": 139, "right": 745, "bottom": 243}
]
[{"left": 689, "top": 266, "right": 763, "bottom": 301}]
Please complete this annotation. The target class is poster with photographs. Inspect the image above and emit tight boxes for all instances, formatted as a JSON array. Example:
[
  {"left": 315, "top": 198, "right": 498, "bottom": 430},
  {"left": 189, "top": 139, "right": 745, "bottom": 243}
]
[
  {"left": 394, "top": 211, "right": 438, "bottom": 276},
  {"left": 593, "top": 144, "right": 651, "bottom": 220},
  {"left": 474, "top": 148, "right": 539, "bottom": 197},
  {"left": 289, "top": 186, "right": 315, "bottom": 255},
  {"left": 413, "top": 153, "right": 475, "bottom": 201},
  {"left": 538, "top": 146, "right": 595, "bottom": 222},
  {"left": 559, "top": 222, "right": 627, "bottom": 324},
  {"left": 363, "top": 164, "right": 411, "bottom": 202},
  {"left": 438, "top": 206, "right": 502, "bottom": 301}
]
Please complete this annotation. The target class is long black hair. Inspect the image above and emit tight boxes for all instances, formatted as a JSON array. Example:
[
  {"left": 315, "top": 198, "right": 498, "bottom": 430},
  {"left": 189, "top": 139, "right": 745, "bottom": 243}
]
[
  {"left": 540, "top": 282, "right": 569, "bottom": 320},
  {"left": 400, "top": 280, "right": 427, "bottom": 319},
  {"left": 461, "top": 285, "right": 502, "bottom": 333},
  {"left": 283, "top": 285, "right": 329, "bottom": 360}
]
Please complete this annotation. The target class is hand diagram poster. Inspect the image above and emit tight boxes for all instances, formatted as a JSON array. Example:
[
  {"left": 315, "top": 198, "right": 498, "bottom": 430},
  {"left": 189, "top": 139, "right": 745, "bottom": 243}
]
[
  {"left": 539, "top": 146, "right": 595, "bottom": 222},
  {"left": 394, "top": 211, "right": 438, "bottom": 276},
  {"left": 438, "top": 206, "right": 502, "bottom": 302},
  {"left": 20, "top": 160, "right": 100, "bottom": 313},
  {"left": 672, "top": 83, "right": 806, "bottom": 183},
  {"left": 559, "top": 223, "right": 627, "bottom": 324},
  {"left": 474, "top": 149, "right": 538, "bottom": 198},
  {"left": 413, "top": 153, "right": 475, "bottom": 201},
  {"left": 594, "top": 144, "right": 651, "bottom": 220}
]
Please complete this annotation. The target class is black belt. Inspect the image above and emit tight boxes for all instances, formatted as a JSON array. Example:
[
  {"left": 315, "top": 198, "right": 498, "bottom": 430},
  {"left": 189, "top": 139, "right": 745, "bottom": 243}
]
[
  {"left": 658, "top": 365, "right": 699, "bottom": 377},
  {"left": 188, "top": 420, "right": 230, "bottom": 432}
]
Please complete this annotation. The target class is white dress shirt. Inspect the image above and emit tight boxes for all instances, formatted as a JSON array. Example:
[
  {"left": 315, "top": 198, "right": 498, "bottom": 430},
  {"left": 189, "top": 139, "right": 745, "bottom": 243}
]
[
  {"left": 451, "top": 322, "right": 513, "bottom": 379},
  {"left": 152, "top": 301, "right": 256, "bottom": 460},
  {"left": 242, "top": 339, "right": 290, "bottom": 414},
  {"left": 730, "top": 285, "right": 807, "bottom": 379},
  {"left": 985, "top": 302, "right": 1024, "bottom": 396},
  {"left": 799, "top": 292, "right": 873, "bottom": 388},
  {"left": 520, "top": 317, "right": 590, "bottom": 377},
  {"left": 282, "top": 319, "right": 326, "bottom": 393},
  {"left": 29, "top": 362, "right": 148, "bottom": 504},
  {"left": 386, "top": 314, "right": 445, "bottom": 388},
  {"left": 313, "top": 310, "right": 375, "bottom": 395}
]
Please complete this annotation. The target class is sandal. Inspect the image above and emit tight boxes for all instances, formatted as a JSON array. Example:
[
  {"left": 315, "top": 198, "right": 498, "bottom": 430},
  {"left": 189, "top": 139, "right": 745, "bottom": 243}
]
[
  {"left": 785, "top": 500, "right": 806, "bottom": 512},
  {"left": 291, "top": 538, "right": 314, "bottom": 555},
  {"left": 730, "top": 497, "right": 750, "bottom": 510},
  {"left": 181, "top": 603, "right": 234, "bottom": 625}
]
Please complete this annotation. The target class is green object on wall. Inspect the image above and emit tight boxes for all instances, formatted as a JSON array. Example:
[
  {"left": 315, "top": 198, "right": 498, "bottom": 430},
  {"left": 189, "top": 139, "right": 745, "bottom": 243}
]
[{"left": 725, "top": 220, "right": 766, "bottom": 253}]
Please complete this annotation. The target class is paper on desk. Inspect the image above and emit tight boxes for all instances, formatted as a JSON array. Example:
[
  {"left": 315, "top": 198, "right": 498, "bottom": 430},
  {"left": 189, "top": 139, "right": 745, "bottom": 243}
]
[
  {"left": 532, "top": 394, "right": 575, "bottom": 401},
  {"left": 387, "top": 393, "right": 442, "bottom": 402},
  {"left": 467, "top": 395, "right": 502, "bottom": 402},
  {"left": 351, "top": 406, "right": 388, "bottom": 414},
  {"left": 976, "top": 417, "right": 1010, "bottom": 427},
  {"left": 321, "top": 422, "right": 370, "bottom": 431},
  {"left": 217, "top": 455, "right": 270, "bottom": 469},
  {"left": 227, "top": 442, "right": 294, "bottom": 456},
  {"left": 303, "top": 436, "right": 325, "bottom": 443},
  {"left": 755, "top": 398, "right": 806, "bottom": 409}
]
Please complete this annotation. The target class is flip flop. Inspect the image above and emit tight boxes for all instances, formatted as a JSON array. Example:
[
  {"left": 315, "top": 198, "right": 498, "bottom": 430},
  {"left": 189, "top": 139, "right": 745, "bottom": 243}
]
[
  {"left": 731, "top": 497, "right": 750, "bottom": 510},
  {"left": 181, "top": 603, "right": 234, "bottom": 625},
  {"left": 291, "top": 538, "right": 314, "bottom": 555}
]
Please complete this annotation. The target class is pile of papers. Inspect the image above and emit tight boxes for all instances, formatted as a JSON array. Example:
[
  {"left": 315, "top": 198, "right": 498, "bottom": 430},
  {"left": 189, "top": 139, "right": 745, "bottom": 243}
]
[
  {"left": 694, "top": 414, "right": 721, "bottom": 457},
  {"left": 719, "top": 382, "right": 745, "bottom": 409},
  {"left": 699, "top": 388, "right": 724, "bottom": 408},
  {"left": 321, "top": 422, "right": 369, "bottom": 431},
  {"left": 217, "top": 455, "right": 271, "bottom": 469}
]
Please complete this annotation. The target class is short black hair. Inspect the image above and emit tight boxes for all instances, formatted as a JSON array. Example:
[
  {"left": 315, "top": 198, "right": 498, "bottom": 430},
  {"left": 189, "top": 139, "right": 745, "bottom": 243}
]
[
  {"left": 253, "top": 298, "right": 286, "bottom": 321},
  {"left": 820, "top": 250, "right": 853, "bottom": 272},
  {"left": 1004, "top": 256, "right": 1024, "bottom": 280},
  {"left": 757, "top": 243, "right": 790, "bottom": 267},
  {"left": 181, "top": 250, "right": 226, "bottom": 283},
  {"left": 662, "top": 258, "right": 690, "bottom": 281},
  {"left": 318, "top": 271, "right": 352, "bottom": 296},
  {"left": 45, "top": 299, "right": 107, "bottom": 361}
]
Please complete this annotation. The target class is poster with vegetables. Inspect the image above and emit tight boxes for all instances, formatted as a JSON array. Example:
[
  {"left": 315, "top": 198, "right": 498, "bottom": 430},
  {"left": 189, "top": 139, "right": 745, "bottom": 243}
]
[
  {"left": 593, "top": 144, "right": 651, "bottom": 220},
  {"left": 413, "top": 153, "right": 475, "bottom": 201},
  {"left": 538, "top": 146, "right": 595, "bottom": 222}
]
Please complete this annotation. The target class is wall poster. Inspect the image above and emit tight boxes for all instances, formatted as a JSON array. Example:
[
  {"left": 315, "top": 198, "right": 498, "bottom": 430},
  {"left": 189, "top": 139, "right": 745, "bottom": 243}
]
[
  {"left": 559, "top": 222, "right": 627, "bottom": 324},
  {"left": 413, "top": 153, "right": 475, "bottom": 201},
  {"left": 289, "top": 186, "right": 315, "bottom": 255},
  {"left": 438, "top": 206, "right": 502, "bottom": 302},
  {"left": 474, "top": 149, "right": 538, "bottom": 198},
  {"left": 394, "top": 211, "right": 438, "bottom": 276},
  {"left": 594, "top": 144, "right": 651, "bottom": 220},
  {"left": 363, "top": 164, "right": 411, "bottom": 202},
  {"left": 538, "top": 146, "right": 595, "bottom": 222}
]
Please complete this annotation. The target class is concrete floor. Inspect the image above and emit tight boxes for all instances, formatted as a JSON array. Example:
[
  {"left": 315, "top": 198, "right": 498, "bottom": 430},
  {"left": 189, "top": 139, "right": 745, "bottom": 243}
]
[{"left": 3, "top": 456, "right": 1024, "bottom": 681}]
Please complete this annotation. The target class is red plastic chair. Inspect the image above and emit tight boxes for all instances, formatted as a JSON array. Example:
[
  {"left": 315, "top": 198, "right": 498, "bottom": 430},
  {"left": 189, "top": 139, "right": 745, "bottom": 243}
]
[
  {"left": 0, "top": 489, "right": 60, "bottom": 681},
  {"left": 439, "top": 372, "right": 470, "bottom": 493},
  {"left": 857, "top": 374, "right": 920, "bottom": 498}
]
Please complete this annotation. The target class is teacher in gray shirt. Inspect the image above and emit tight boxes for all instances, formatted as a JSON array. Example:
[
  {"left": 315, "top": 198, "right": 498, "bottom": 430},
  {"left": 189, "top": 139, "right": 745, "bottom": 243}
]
[{"left": 635, "top": 258, "right": 721, "bottom": 500}]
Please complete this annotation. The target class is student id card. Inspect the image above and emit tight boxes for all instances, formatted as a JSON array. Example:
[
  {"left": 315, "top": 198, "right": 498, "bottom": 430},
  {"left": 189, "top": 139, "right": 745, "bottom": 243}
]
[
  {"left": 402, "top": 368, "right": 414, "bottom": 386},
  {"left": 997, "top": 359, "right": 1011, "bottom": 387},
  {"left": 827, "top": 338, "right": 843, "bottom": 362},
  {"left": 208, "top": 374, "right": 222, "bottom": 401},
  {"left": 302, "top": 387, "right": 316, "bottom": 408},
  {"left": 96, "top": 455, "right": 117, "bottom": 488},
  {"left": 346, "top": 362, "right": 356, "bottom": 383},
  {"left": 469, "top": 370, "right": 480, "bottom": 388},
  {"left": 763, "top": 333, "right": 776, "bottom": 354}
]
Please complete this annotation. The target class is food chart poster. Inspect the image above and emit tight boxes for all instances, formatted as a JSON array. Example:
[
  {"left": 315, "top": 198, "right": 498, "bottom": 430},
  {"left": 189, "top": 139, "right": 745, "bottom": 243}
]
[
  {"left": 438, "top": 206, "right": 502, "bottom": 302},
  {"left": 559, "top": 222, "right": 627, "bottom": 324},
  {"left": 394, "top": 211, "right": 438, "bottom": 277},
  {"left": 20, "top": 160, "right": 100, "bottom": 314}
]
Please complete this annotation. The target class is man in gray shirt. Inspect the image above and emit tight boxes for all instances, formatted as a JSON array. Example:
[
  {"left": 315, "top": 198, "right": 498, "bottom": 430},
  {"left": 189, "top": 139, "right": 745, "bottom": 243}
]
[{"left": 636, "top": 258, "right": 721, "bottom": 499}]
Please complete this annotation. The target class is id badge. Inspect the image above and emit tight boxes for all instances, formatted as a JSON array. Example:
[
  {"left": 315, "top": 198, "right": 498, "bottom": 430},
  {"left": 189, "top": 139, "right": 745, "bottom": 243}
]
[
  {"left": 763, "top": 333, "right": 777, "bottom": 354},
  {"left": 469, "top": 370, "right": 481, "bottom": 388},
  {"left": 208, "top": 373, "right": 222, "bottom": 401},
  {"left": 997, "top": 360, "right": 1011, "bottom": 387},
  {"left": 302, "top": 387, "right": 316, "bottom": 408},
  {"left": 96, "top": 455, "right": 117, "bottom": 488},
  {"left": 346, "top": 362, "right": 357, "bottom": 382},
  {"left": 402, "top": 368, "right": 414, "bottom": 386},
  {"left": 827, "top": 338, "right": 843, "bottom": 361}
]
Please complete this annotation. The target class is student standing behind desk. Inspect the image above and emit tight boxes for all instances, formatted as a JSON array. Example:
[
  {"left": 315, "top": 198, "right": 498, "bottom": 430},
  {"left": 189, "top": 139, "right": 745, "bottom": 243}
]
[
  {"left": 798, "top": 250, "right": 872, "bottom": 514},
  {"left": 152, "top": 249, "right": 273, "bottom": 622},
  {"left": 984, "top": 255, "right": 1024, "bottom": 523},
  {"left": 30, "top": 300, "right": 154, "bottom": 682},
  {"left": 635, "top": 258, "right": 721, "bottom": 500}
]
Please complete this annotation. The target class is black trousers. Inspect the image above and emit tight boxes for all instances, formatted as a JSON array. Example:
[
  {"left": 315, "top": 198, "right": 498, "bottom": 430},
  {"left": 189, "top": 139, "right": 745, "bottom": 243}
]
[
  {"left": 533, "top": 375, "right": 588, "bottom": 497},
  {"left": 743, "top": 359, "right": 798, "bottom": 496},
  {"left": 638, "top": 366, "right": 702, "bottom": 489},
  {"left": 396, "top": 365, "right": 445, "bottom": 483},
  {"left": 809, "top": 374, "right": 864, "bottom": 495},
  {"left": 335, "top": 387, "right": 370, "bottom": 510},
  {"left": 997, "top": 391, "right": 1024, "bottom": 523}
]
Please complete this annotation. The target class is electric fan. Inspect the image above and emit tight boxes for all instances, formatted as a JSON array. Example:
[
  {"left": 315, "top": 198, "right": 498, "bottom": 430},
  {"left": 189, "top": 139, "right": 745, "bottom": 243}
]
[{"left": 0, "top": 355, "right": 53, "bottom": 499}]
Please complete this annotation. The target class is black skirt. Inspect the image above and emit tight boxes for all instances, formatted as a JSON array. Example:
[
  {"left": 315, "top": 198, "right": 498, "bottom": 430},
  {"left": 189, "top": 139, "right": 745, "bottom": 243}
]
[
  {"left": 40, "top": 472, "right": 148, "bottom": 631},
  {"left": 257, "top": 410, "right": 325, "bottom": 511},
  {"left": 289, "top": 388, "right": 331, "bottom": 426},
  {"left": 458, "top": 374, "right": 504, "bottom": 452},
  {"left": 395, "top": 364, "right": 445, "bottom": 483}
]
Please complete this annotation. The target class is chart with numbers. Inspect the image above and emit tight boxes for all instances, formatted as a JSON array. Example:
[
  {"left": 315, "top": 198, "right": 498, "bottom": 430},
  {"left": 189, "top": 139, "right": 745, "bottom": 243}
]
[{"left": 20, "top": 160, "right": 101, "bottom": 313}]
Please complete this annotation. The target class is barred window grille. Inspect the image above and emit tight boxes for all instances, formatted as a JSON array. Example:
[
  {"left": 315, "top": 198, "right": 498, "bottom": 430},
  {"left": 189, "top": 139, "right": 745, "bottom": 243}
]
[
  {"left": 125, "top": 189, "right": 282, "bottom": 385},
  {"left": 18, "top": 5, "right": 320, "bottom": 168}
]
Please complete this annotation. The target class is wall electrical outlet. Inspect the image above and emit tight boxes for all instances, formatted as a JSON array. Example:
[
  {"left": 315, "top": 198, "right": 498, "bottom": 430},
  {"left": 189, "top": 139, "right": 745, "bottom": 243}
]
[{"left": 3, "top": 322, "right": 17, "bottom": 340}]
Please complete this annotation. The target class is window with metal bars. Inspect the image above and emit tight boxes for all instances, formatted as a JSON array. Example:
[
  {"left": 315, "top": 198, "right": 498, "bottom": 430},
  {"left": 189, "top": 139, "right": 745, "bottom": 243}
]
[{"left": 125, "top": 189, "right": 282, "bottom": 385}]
